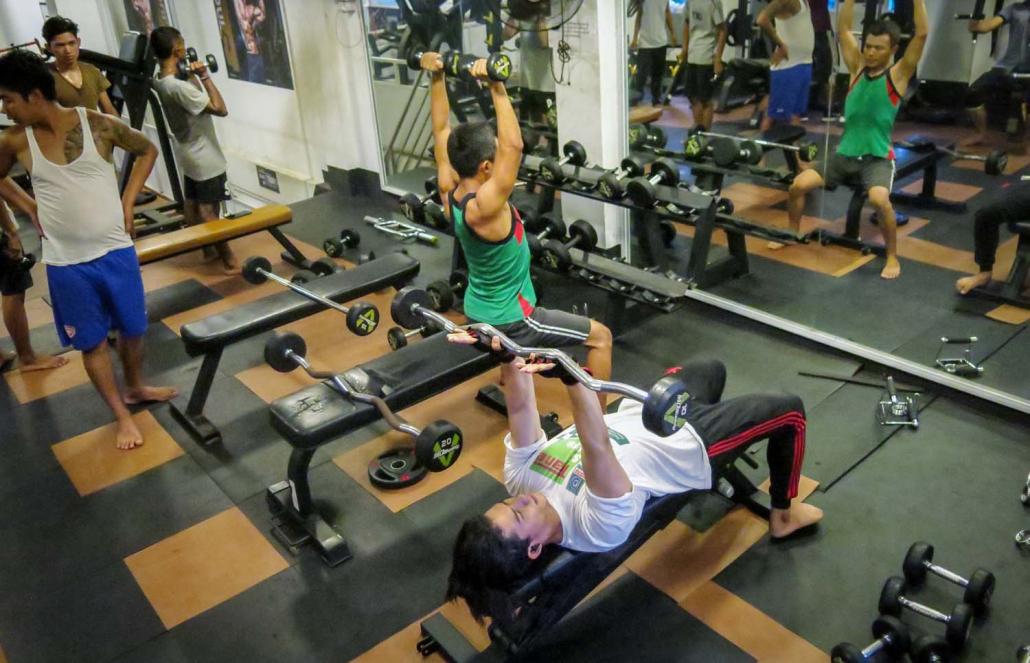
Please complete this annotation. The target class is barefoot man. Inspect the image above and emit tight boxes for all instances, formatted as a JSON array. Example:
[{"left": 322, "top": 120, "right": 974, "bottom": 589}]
[
  {"left": 782, "top": 0, "right": 928, "bottom": 280},
  {"left": 0, "top": 50, "right": 177, "bottom": 449}
]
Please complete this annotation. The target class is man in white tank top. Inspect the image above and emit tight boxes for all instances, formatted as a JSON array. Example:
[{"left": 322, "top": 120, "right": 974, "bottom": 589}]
[
  {"left": 757, "top": 0, "right": 815, "bottom": 131},
  {"left": 0, "top": 50, "right": 178, "bottom": 450}
]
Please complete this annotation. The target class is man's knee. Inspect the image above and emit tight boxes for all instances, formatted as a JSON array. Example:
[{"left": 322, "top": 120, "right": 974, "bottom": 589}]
[
  {"left": 790, "top": 170, "right": 822, "bottom": 197},
  {"left": 586, "top": 320, "right": 612, "bottom": 351},
  {"left": 867, "top": 187, "right": 892, "bottom": 212}
]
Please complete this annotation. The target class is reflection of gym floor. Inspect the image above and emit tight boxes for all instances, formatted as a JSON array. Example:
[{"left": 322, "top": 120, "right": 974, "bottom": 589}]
[
  {"left": 2, "top": 191, "right": 1027, "bottom": 662},
  {"left": 648, "top": 97, "right": 1030, "bottom": 400}
]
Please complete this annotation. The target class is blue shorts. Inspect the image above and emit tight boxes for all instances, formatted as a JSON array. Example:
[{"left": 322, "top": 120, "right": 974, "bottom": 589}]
[
  {"left": 47, "top": 246, "right": 148, "bottom": 351},
  {"left": 768, "top": 64, "right": 813, "bottom": 120}
]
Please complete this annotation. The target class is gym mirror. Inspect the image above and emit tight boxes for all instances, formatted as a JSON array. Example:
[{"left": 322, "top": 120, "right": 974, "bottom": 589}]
[
  {"left": 616, "top": 0, "right": 1030, "bottom": 410},
  {"left": 360, "top": 1, "right": 559, "bottom": 198}
]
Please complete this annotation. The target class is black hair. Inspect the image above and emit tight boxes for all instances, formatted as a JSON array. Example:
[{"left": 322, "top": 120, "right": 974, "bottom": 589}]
[
  {"left": 865, "top": 19, "right": 902, "bottom": 48},
  {"left": 0, "top": 50, "right": 56, "bottom": 101},
  {"left": 446, "top": 515, "right": 538, "bottom": 624},
  {"left": 149, "top": 26, "right": 183, "bottom": 60},
  {"left": 447, "top": 122, "right": 497, "bottom": 179},
  {"left": 42, "top": 16, "right": 79, "bottom": 44}
]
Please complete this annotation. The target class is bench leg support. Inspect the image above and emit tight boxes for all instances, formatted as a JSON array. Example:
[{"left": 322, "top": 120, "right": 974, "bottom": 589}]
[
  {"left": 269, "top": 226, "right": 309, "bottom": 269},
  {"left": 169, "top": 349, "right": 223, "bottom": 446}
]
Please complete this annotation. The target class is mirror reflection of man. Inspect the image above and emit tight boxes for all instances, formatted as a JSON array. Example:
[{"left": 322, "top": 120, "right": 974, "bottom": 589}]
[
  {"left": 41, "top": 16, "right": 118, "bottom": 116},
  {"left": 503, "top": 19, "right": 555, "bottom": 131},
  {"left": 130, "top": 0, "right": 155, "bottom": 35},
  {"left": 233, "top": 0, "right": 267, "bottom": 83}
]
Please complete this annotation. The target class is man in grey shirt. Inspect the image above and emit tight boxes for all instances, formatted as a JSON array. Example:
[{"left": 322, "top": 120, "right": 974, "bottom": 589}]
[
  {"left": 964, "top": 1, "right": 1030, "bottom": 149},
  {"left": 150, "top": 27, "right": 238, "bottom": 273},
  {"left": 680, "top": 0, "right": 727, "bottom": 130},
  {"left": 631, "top": 0, "right": 678, "bottom": 105}
]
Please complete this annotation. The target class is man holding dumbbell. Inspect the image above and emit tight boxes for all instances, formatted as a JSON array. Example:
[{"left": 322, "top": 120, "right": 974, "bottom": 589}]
[
  {"left": 0, "top": 200, "right": 67, "bottom": 372},
  {"left": 422, "top": 50, "right": 614, "bottom": 393},
  {"left": 680, "top": 0, "right": 727, "bottom": 131},
  {"left": 445, "top": 333, "right": 823, "bottom": 624},
  {"left": 150, "top": 27, "right": 238, "bottom": 274},
  {"left": 0, "top": 49, "right": 177, "bottom": 449},
  {"left": 962, "top": 1, "right": 1030, "bottom": 151},
  {"left": 783, "top": 0, "right": 928, "bottom": 280}
]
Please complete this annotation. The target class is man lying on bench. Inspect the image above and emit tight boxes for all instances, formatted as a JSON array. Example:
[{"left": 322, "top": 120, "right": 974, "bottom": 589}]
[{"left": 444, "top": 333, "right": 824, "bottom": 624}]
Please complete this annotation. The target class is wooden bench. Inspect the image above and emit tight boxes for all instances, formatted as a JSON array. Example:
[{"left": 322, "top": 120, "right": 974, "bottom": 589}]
[{"left": 135, "top": 204, "right": 307, "bottom": 266}]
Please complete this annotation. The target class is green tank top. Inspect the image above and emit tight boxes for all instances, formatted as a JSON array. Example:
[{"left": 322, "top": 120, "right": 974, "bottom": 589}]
[
  {"left": 837, "top": 68, "right": 901, "bottom": 159},
  {"left": 451, "top": 193, "right": 537, "bottom": 325}
]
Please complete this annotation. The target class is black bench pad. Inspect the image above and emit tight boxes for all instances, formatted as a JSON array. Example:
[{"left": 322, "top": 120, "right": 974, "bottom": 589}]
[
  {"left": 1011, "top": 221, "right": 1030, "bottom": 235},
  {"left": 762, "top": 124, "right": 806, "bottom": 144},
  {"left": 180, "top": 253, "right": 419, "bottom": 356},
  {"left": 270, "top": 334, "right": 500, "bottom": 449}
]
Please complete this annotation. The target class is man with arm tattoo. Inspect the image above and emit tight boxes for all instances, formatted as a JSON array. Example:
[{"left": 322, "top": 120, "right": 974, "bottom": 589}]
[{"left": 0, "top": 50, "right": 177, "bottom": 449}]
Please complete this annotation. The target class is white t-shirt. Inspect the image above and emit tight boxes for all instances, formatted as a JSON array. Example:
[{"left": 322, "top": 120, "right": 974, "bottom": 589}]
[
  {"left": 503, "top": 399, "right": 712, "bottom": 553},
  {"left": 685, "top": 0, "right": 726, "bottom": 65},
  {"left": 637, "top": 0, "right": 672, "bottom": 49},
  {"left": 153, "top": 75, "right": 227, "bottom": 182}
]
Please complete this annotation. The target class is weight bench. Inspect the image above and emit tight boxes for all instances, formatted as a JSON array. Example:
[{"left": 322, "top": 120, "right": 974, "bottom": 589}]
[
  {"left": 135, "top": 204, "right": 309, "bottom": 268},
  {"left": 971, "top": 220, "right": 1030, "bottom": 307},
  {"left": 818, "top": 136, "right": 964, "bottom": 256},
  {"left": 267, "top": 334, "right": 501, "bottom": 566},
  {"left": 172, "top": 252, "right": 420, "bottom": 445},
  {"left": 418, "top": 463, "right": 769, "bottom": 661}
]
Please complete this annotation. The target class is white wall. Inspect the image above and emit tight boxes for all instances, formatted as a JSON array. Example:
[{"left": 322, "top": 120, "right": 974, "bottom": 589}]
[{"left": 0, "top": 0, "right": 47, "bottom": 47}]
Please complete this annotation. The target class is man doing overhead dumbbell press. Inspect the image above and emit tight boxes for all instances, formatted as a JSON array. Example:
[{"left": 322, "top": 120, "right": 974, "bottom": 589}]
[{"left": 421, "top": 50, "right": 613, "bottom": 401}]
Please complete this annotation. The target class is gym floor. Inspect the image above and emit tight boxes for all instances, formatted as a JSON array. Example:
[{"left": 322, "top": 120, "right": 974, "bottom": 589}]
[{"left": 1, "top": 131, "right": 1029, "bottom": 662}]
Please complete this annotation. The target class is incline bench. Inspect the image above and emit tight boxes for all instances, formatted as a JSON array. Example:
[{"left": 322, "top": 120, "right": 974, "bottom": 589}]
[
  {"left": 136, "top": 204, "right": 309, "bottom": 267},
  {"left": 268, "top": 334, "right": 500, "bottom": 566},
  {"left": 172, "top": 252, "right": 420, "bottom": 445},
  {"left": 818, "top": 135, "right": 966, "bottom": 256}
]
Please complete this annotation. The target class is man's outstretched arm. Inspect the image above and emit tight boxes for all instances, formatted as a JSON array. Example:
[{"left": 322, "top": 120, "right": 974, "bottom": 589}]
[
  {"left": 837, "top": 0, "right": 861, "bottom": 77},
  {"left": 894, "top": 0, "right": 928, "bottom": 82},
  {"left": 470, "top": 75, "right": 523, "bottom": 220},
  {"left": 425, "top": 53, "right": 459, "bottom": 197},
  {"left": 566, "top": 383, "right": 632, "bottom": 499}
]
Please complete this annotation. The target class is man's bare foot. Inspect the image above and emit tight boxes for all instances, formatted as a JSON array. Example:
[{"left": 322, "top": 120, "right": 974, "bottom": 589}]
[
  {"left": 123, "top": 385, "right": 179, "bottom": 405},
  {"left": 769, "top": 502, "right": 824, "bottom": 539},
  {"left": 767, "top": 241, "right": 786, "bottom": 250},
  {"left": 116, "top": 416, "right": 144, "bottom": 450},
  {"left": 221, "top": 258, "right": 240, "bottom": 275},
  {"left": 0, "top": 350, "right": 14, "bottom": 370},
  {"left": 955, "top": 271, "right": 992, "bottom": 295},
  {"left": 880, "top": 257, "right": 901, "bottom": 280},
  {"left": 19, "top": 353, "right": 70, "bottom": 372}
]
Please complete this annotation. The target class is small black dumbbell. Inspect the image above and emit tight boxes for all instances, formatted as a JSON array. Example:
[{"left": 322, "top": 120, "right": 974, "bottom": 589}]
[
  {"left": 400, "top": 176, "right": 442, "bottom": 224},
  {"left": 712, "top": 138, "right": 763, "bottom": 168},
  {"left": 902, "top": 541, "right": 995, "bottom": 614},
  {"left": 539, "top": 219, "right": 598, "bottom": 272},
  {"left": 526, "top": 213, "right": 567, "bottom": 258},
  {"left": 911, "top": 635, "right": 951, "bottom": 663},
  {"left": 323, "top": 229, "right": 361, "bottom": 258},
  {"left": 386, "top": 324, "right": 437, "bottom": 351},
  {"left": 598, "top": 155, "right": 647, "bottom": 200},
  {"left": 13, "top": 251, "right": 37, "bottom": 273},
  {"left": 879, "top": 576, "right": 974, "bottom": 650},
  {"left": 308, "top": 257, "right": 343, "bottom": 277},
  {"left": 426, "top": 279, "right": 455, "bottom": 312},
  {"left": 539, "top": 140, "right": 588, "bottom": 184},
  {"left": 289, "top": 269, "right": 318, "bottom": 284},
  {"left": 625, "top": 158, "right": 680, "bottom": 208},
  {"left": 830, "top": 615, "right": 910, "bottom": 663},
  {"left": 448, "top": 269, "right": 468, "bottom": 297},
  {"left": 177, "top": 47, "right": 219, "bottom": 78},
  {"left": 628, "top": 123, "right": 667, "bottom": 150},
  {"left": 407, "top": 49, "right": 511, "bottom": 82}
]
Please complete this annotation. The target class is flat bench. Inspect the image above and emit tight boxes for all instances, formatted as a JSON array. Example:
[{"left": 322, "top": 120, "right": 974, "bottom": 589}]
[
  {"left": 972, "top": 220, "right": 1030, "bottom": 307},
  {"left": 818, "top": 135, "right": 963, "bottom": 256},
  {"left": 136, "top": 204, "right": 309, "bottom": 267},
  {"left": 267, "top": 334, "right": 500, "bottom": 565},
  {"left": 170, "top": 252, "right": 420, "bottom": 445}
]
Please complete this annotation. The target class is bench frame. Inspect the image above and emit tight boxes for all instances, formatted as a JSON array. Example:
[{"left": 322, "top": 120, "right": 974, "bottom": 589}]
[{"left": 971, "top": 224, "right": 1030, "bottom": 307}]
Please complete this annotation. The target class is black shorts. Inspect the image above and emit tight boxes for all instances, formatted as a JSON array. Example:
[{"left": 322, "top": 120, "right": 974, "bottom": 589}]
[
  {"left": 184, "top": 172, "right": 229, "bottom": 204},
  {"left": 965, "top": 67, "right": 1027, "bottom": 109},
  {"left": 684, "top": 64, "right": 716, "bottom": 103},
  {"left": 486, "top": 307, "right": 592, "bottom": 349},
  {"left": 822, "top": 153, "right": 895, "bottom": 192},
  {"left": 0, "top": 235, "right": 32, "bottom": 296}
]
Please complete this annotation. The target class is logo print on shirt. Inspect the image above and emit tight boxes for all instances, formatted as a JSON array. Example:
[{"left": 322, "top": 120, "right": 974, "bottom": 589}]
[{"left": 64, "top": 325, "right": 76, "bottom": 339}]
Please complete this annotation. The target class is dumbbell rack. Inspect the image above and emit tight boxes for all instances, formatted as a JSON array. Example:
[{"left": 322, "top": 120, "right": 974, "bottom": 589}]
[{"left": 519, "top": 153, "right": 760, "bottom": 289}]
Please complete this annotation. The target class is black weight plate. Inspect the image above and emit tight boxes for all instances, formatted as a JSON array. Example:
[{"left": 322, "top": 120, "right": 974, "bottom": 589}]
[
  {"left": 346, "top": 302, "right": 380, "bottom": 336},
  {"left": 368, "top": 448, "right": 428, "bottom": 489},
  {"left": 414, "top": 420, "right": 463, "bottom": 472},
  {"left": 391, "top": 286, "right": 433, "bottom": 329},
  {"left": 264, "top": 332, "right": 306, "bottom": 373},
  {"left": 242, "top": 255, "right": 272, "bottom": 284}
]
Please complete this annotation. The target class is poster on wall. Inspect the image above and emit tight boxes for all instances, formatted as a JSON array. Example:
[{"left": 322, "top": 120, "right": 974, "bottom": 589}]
[
  {"left": 212, "top": 0, "right": 294, "bottom": 89},
  {"left": 123, "top": 0, "right": 173, "bottom": 35}
]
